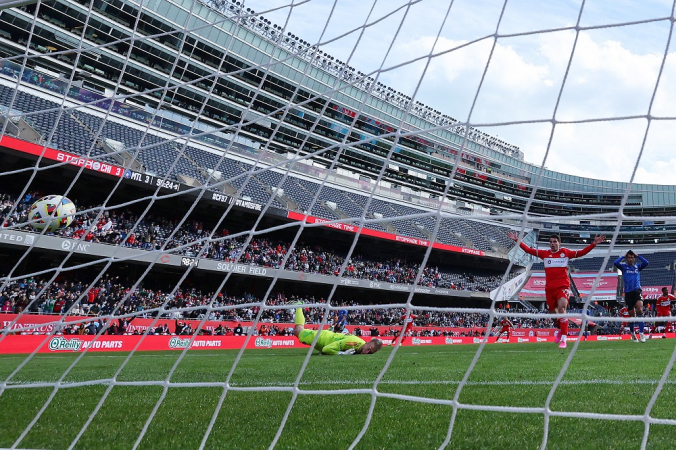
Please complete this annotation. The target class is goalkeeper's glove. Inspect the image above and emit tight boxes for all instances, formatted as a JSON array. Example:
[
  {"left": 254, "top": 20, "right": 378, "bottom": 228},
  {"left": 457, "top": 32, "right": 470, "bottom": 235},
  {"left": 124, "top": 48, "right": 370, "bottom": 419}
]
[{"left": 337, "top": 349, "right": 356, "bottom": 355}]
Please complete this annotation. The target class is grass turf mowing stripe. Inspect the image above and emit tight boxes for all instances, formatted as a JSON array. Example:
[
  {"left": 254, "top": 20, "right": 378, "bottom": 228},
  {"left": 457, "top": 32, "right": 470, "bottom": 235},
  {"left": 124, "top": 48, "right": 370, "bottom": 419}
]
[{"left": 1, "top": 342, "right": 675, "bottom": 449}]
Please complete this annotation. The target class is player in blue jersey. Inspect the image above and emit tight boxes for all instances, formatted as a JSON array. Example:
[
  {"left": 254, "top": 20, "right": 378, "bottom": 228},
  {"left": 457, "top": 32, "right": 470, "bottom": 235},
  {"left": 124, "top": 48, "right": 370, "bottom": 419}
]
[
  {"left": 336, "top": 309, "right": 348, "bottom": 331},
  {"left": 614, "top": 251, "right": 649, "bottom": 343},
  {"left": 328, "top": 309, "right": 348, "bottom": 333}
]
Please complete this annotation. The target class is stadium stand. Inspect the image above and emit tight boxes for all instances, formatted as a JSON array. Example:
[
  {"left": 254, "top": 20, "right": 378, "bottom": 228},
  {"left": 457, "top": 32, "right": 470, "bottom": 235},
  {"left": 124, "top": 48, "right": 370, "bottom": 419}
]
[
  {"left": 531, "top": 253, "right": 676, "bottom": 300},
  {"left": 6, "top": 272, "right": 670, "bottom": 336},
  {"left": 0, "top": 191, "right": 512, "bottom": 291},
  {"left": 0, "top": 87, "right": 513, "bottom": 252},
  {"left": 0, "top": 274, "right": 547, "bottom": 331},
  {"left": 569, "top": 253, "right": 676, "bottom": 288},
  {"left": 569, "top": 256, "right": 616, "bottom": 272}
]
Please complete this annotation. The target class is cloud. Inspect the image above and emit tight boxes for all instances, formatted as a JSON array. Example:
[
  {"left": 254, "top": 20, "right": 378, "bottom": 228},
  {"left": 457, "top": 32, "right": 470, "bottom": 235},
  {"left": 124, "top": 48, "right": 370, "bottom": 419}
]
[
  {"left": 380, "top": 27, "right": 675, "bottom": 185},
  {"left": 557, "top": 29, "right": 667, "bottom": 121},
  {"left": 635, "top": 159, "right": 676, "bottom": 185},
  {"left": 652, "top": 50, "right": 676, "bottom": 117},
  {"left": 635, "top": 120, "right": 676, "bottom": 184},
  {"left": 547, "top": 120, "right": 648, "bottom": 183},
  {"left": 242, "top": 0, "right": 676, "bottom": 185}
]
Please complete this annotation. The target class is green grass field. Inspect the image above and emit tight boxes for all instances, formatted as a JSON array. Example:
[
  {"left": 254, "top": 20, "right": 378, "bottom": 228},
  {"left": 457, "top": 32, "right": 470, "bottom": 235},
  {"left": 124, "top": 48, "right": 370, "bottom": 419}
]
[{"left": 1, "top": 340, "right": 676, "bottom": 449}]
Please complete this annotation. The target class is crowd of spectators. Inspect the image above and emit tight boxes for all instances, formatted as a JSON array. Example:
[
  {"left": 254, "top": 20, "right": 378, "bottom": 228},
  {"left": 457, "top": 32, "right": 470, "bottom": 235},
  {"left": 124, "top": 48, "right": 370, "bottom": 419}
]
[
  {"left": 0, "top": 273, "right": 602, "bottom": 338},
  {"left": 5, "top": 192, "right": 657, "bottom": 338},
  {"left": 4, "top": 270, "right": 670, "bottom": 338},
  {"left": 1, "top": 191, "right": 506, "bottom": 291}
]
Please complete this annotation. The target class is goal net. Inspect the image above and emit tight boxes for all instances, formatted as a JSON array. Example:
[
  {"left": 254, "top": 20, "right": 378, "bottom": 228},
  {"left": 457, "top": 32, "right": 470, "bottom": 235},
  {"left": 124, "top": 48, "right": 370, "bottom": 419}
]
[{"left": 0, "top": 0, "right": 675, "bottom": 448}]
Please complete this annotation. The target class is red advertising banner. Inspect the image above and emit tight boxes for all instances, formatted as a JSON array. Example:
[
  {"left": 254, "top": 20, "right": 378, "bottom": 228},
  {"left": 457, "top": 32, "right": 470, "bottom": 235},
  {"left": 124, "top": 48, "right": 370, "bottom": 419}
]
[
  {"left": 287, "top": 211, "right": 485, "bottom": 257},
  {"left": 0, "top": 335, "right": 300, "bottom": 354},
  {"left": 0, "top": 335, "right": 459, "bottom": 354},
  {"left": 641, "top": 286, "right": 672, "bottom": 300},
  {"left": 0, "top": 135, "right": 124, "bottom": 177},
  {"left": 1, "top": 333, "right": 673, "bottom": 354},
  {"left": 1, "top": 314, "right": 552, "bottom": 337},
  {"left": 571, "top": 272, "right": 618, "bottom": 300},
  {"left": 520, "top": 272, "right": 546, "bottom": 297}
]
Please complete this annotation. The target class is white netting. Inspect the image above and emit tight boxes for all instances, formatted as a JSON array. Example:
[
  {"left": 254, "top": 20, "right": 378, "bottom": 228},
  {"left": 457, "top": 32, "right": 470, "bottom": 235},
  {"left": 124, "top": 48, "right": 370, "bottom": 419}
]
[{"left": 0, "top": 0, "right": 675, "bottom": 448}]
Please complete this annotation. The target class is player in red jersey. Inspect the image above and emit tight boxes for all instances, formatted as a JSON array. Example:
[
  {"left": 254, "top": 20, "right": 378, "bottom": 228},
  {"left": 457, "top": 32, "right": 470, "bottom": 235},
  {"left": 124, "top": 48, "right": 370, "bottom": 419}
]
[
  {"left": 508, "top": 232, "right": 606, "bottom": 349},
  {"left": 654, "top": 287, "right": 675, "bottom": 338},
  {"left": 619, "top": 306, "right": 632, "bottom": 335},
  {"left": 495, "top": 317, "right": 513, "bottom": 342},
  {"left": 395, "top": 311, "right": 418, "bottom": 346}
]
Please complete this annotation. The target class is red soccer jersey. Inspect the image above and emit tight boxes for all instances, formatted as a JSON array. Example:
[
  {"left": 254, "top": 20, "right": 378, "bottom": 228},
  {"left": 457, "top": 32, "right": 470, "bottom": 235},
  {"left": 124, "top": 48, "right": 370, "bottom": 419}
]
[
  {"left": 401, "top": 314, "right": 417, "bottom": 330},
  {"left": 500, "top": 319, "right": 511, "bottom": 328},
  {"left": 657, "top": 294, "right": 675, "bottom": 315},
  {"left": 519, "top": 242, "right": 596, "bottom": 291},
  {"left": 620, "top": 307, "right": 630, "bottom": 327},
  {"left": 657, "top": 294, "right": 675, "bottom": 308}
]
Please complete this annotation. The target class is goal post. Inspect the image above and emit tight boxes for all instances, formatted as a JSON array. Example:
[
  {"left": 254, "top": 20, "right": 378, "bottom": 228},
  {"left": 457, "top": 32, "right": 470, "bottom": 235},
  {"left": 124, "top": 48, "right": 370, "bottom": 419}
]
[{"left": 0, "top": 0, "right": 675, "bottom": 448}]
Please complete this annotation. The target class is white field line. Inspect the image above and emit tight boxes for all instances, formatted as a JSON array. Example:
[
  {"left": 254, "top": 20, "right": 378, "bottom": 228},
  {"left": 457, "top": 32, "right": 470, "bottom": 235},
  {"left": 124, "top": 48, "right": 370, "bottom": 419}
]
[
  {"left": 228, "top": 379, "right": 676, "bottom": 387},
  {"left": 4, "top": 378, "right": 676, "bottom": 387},
  {"left": 0, "top": 347, "right": 623, "bottom": 359}
]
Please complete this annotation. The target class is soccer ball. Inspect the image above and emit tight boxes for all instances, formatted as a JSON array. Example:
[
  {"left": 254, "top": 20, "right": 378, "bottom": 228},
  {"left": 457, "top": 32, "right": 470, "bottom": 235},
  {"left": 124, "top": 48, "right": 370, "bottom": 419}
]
[{"left": 27, "top": 195, "right": 76, "bottom": 231}]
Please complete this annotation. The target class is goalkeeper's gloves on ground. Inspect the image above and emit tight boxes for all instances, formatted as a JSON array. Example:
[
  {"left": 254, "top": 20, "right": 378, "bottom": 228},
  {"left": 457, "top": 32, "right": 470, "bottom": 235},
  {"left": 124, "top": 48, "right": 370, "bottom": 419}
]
[{"left": 337, "top": 349, "right": 356, "bottom": 355}]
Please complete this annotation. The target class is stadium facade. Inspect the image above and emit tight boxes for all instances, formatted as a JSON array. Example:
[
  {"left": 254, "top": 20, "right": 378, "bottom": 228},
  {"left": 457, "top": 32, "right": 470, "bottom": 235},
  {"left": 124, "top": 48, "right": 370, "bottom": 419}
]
[{"left": 0, "top": 0, "right": 674, "bottom": 248}]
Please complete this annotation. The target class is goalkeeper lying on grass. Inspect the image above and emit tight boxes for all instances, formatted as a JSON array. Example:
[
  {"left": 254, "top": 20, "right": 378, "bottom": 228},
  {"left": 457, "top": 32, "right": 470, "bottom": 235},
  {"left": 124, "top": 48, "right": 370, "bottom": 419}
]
[{"left": 293, "top": 303, "right": 382, "bottom": 355}]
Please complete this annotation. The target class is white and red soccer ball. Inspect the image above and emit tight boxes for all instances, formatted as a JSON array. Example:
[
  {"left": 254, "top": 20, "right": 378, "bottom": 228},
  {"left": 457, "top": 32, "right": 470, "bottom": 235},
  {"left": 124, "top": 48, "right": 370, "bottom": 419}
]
[{"left": 27, "top": 195, "right": 76, "bottom": 231}]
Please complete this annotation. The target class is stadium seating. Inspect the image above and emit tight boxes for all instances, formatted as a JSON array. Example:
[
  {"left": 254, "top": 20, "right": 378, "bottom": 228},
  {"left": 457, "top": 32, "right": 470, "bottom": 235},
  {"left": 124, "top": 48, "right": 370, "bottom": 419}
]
[
  {"left": 0, "top": 273, "right": 547, "bottom": 332},
  {"left": 0, "top": 190, "right": 514, "bottom": 292},
  {"left": 532, "top": 252, "right": 676, "bottom": 294},
  {"left": 0, "top": 87, "right": 514, "bottom": 251},
  {"left": 568, "top": 256, "right": 616, "bottom": 272},
  {"left": 570, "top": 253, "right": 676, "bottom": 288}
]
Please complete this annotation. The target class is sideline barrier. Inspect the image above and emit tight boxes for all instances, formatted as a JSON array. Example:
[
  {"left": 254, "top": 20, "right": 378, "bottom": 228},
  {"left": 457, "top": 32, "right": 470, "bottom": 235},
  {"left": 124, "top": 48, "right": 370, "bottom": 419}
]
[
  {"left": 1, "top": 334, "right": 673, "bottom": 354},
  {"left": 1, "top": 313, "right": 556, "bottom": 336},
  {"left": 0, "top": 335, "right": 297, "bottom": 354}
]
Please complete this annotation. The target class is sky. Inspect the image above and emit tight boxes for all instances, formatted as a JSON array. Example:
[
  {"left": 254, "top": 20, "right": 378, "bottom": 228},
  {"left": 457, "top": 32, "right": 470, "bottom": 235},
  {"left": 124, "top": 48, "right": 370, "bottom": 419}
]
[{"left": 239, "top": 0, "right": 676, "bottom": 186}]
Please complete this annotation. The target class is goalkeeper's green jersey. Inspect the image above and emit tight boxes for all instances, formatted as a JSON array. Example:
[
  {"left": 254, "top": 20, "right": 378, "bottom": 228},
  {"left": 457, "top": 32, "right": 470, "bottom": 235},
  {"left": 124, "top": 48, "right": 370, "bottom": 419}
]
[{"left": 298, "top": 329, "right": 365, "bottom": 355}]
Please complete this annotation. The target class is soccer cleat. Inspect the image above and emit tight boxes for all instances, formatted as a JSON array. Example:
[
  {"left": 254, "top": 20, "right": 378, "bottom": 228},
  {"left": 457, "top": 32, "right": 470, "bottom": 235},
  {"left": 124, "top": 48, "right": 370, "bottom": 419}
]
[
  {"left": 639, "top": 333, "right": 646, "bottom": 343},
  {"left": 558, "top": 335, "right": 567, "bottom": 349},
  {"left": 631, "top": 332, "right": 638, "bottom": 342},
  {"left": 554, "top": 330, "right": 561, "bottom": 343}
]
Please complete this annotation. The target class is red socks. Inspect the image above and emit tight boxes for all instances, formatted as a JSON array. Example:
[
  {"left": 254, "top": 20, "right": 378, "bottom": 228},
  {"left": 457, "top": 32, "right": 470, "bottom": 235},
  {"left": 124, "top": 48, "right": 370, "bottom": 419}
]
[
  {"left": 560, "top": 318, "right": 569, "bottom": 335},
  {"left": 553, "top": 318, "right": 568, "bottom": 336}
]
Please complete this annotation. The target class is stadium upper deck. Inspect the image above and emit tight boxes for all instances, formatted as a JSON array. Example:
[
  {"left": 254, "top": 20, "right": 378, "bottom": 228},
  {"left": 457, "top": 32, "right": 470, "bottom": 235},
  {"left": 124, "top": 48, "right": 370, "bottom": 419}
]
[{"left": 0, "top": 0, "right": 674, "bottom": 246}]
